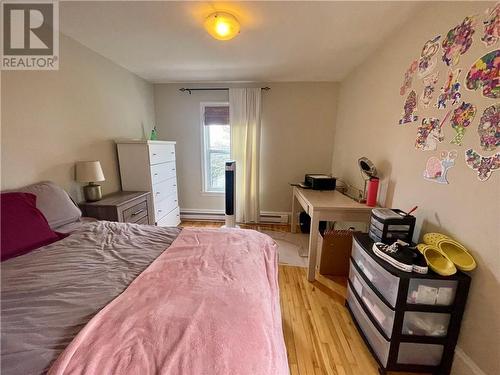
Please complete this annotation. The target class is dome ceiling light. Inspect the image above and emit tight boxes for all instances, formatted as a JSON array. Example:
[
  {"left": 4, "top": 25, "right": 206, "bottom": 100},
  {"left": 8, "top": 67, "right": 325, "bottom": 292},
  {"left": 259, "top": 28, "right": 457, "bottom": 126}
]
[{"left": 204, "top": 11, "right": 240, "bottom": 41}]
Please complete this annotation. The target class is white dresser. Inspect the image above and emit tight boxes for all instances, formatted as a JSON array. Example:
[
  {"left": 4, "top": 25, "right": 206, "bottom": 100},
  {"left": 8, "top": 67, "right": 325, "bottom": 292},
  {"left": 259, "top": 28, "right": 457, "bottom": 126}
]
[{"left": 116, "top": 140, "right": 180, "bottom": 227}]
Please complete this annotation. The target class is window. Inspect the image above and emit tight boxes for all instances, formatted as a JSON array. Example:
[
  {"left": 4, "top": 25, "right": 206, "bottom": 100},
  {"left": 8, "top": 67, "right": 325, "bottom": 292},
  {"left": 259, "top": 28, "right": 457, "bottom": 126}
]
[{"left": 201, "top": 103, "right": 231, "bottom": 193}]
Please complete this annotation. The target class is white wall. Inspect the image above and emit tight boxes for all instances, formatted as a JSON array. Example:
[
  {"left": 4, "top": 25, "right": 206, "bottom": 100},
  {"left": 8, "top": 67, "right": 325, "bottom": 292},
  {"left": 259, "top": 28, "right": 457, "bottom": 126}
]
[
  {"left": 1, "top": 33, "right": 155, "bottom": 200},
  {"left": 332, "top": 2, "right": 499, "bottom": 374},
  {"left": 154, "top": 82, "right": 338, "bottom": 214}
]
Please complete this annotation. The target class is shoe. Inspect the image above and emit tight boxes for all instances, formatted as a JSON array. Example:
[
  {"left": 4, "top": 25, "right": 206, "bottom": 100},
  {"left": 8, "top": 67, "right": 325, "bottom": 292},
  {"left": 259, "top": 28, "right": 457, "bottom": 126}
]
[
  {"left": 417, "top": 244, "right": 457, "bottom": 276},
  {"left": 407, "top": 246, "right": 428, "bottom": 274},
  {"left": 372, "top": 241, "right": 414, "bottom": 272},
  {"left": 423, "top": 233, "right": 476, "bottom": 271}
]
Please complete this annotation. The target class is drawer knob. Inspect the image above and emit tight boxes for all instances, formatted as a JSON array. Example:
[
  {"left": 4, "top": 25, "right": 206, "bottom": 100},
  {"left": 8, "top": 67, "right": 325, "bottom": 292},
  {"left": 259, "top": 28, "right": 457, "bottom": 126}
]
[
  {"left": 174, "top": 199, "right": 178, "bottom": 202},
  {"left": 171, "top": 151, "right": 174, "bottom": 154},
  {"left": 154, "top": 173, "right": 158, "bottom": 176},
  {"left": 172, "top": 168, "right": 175, "bottom": 171},
  {"left": 158, "top": 209, "right": 162, "bottom": 213},
  {"left": 156, "top": 192, "right": 160, "bottom": 195}
]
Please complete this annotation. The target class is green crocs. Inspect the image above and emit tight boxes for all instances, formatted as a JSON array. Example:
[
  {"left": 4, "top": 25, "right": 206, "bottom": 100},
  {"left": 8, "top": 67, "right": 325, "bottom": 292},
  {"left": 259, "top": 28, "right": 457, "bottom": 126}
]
[{"left": 423, "top": 233, "right": 476, "bottom": 271}]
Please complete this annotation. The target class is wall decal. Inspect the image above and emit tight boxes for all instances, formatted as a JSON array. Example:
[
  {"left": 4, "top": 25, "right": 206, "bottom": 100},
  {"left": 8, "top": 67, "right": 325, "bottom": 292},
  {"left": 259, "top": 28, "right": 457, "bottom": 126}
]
[
  {"left": 399, "top": 90, "right": 418, "bottom": 125},
  {"left": 416, "top": 118, "right": 444, "bottom": 151},
  {"left": 478, "top": 103, "right": 500, "bottom": 151},
  {"left": 423, "top": 150, "right": 457, "bottom": 184},
  {"left": 418, "top": 35, "right": 441, "bottom": 77},
  {"left": 400, "top": 60, "right": 418, "bottom": 96},
  {"left": 436, "top": 69, "right": 462, "bottom": 109},
  {"left": 465, "top": 49, "right": 499, "bottom": 99},
  {"left": 465, "top": 148, "right": 500, "bottom": 181},
  {"left": 420, "top": 72, "right": 439, "bottom": 107},
  {"left": 482, "top": 3, "right": 500, "bottom": 46},
  {"left": 442, "top": 16, "right": 476, "bottom": 66},
  {"left": 450, "top": 102, "right": 477, "bottom": 146}
]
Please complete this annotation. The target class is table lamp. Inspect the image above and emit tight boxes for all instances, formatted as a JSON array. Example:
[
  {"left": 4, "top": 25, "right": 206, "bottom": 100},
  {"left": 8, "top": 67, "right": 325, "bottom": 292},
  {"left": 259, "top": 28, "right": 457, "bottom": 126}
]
[{"left": 75, "top": 161, "right": 105, "bottom": 202}]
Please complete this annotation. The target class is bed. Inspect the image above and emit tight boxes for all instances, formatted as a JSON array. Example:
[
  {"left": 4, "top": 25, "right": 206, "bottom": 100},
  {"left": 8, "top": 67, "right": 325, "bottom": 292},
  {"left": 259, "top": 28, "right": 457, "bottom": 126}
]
[{"left": 1, "top": 182, "right": 289, "bottom": 375}]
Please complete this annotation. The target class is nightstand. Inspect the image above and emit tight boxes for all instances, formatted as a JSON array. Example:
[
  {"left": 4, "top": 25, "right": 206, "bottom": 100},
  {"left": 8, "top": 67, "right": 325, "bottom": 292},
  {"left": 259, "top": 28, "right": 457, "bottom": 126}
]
[{"left": 79, "top": 191, "right": 154, "bottom": 225}]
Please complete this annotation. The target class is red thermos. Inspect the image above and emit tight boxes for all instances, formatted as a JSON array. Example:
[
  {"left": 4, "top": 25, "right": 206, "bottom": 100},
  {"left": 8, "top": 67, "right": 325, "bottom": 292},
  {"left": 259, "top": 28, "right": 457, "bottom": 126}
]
[{"left": 366, "top": 177, "right": 379, "bottom": 207}]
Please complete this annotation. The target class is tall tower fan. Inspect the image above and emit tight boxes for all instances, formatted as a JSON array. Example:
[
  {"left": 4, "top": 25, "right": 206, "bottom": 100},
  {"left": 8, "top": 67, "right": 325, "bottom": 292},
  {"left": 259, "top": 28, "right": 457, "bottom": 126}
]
[{"left": 224, "top": 160, "right": 237, "bottom": 228}]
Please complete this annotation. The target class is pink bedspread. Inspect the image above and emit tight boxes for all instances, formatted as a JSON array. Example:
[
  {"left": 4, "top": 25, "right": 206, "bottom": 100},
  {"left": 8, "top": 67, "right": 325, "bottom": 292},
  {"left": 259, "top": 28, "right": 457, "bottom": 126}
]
[{"left": 48, "top": 228, "right": 289, "bottom": 375}]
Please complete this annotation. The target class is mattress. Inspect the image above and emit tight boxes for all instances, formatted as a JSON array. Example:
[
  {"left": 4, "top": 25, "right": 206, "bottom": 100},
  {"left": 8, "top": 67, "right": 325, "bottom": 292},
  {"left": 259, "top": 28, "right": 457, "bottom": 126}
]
[{"left": 1, "top": 220, "right": 180, "bottom": 375}]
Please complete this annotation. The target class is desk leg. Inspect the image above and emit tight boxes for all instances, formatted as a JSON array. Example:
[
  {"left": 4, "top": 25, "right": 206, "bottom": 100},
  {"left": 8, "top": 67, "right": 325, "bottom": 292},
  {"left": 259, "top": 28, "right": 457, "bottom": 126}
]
[
  {"left": 307, "top": 212, "right": 320, "bottom": 282},
  {"left": 291, "top": 191, "right": 298, "bottom": 234}
]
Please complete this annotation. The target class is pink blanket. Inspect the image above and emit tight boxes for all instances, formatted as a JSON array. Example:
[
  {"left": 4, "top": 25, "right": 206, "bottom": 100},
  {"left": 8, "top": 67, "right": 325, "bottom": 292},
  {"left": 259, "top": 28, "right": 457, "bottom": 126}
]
[{"left": 48, "top": 228, "right": 289, "bottom": 375}]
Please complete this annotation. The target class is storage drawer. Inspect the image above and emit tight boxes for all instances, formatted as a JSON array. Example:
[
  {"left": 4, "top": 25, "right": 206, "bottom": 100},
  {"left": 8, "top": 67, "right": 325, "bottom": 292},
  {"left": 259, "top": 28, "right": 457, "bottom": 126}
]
[
  {"left": 134, "top": 216, "right": 150, "bottom": 225},
  {"left": 153, "top": 177, "right": 178, "bottom": 204},
  {"left": 122, "top": 200, "right": 148, "bottom": 223},
  {"left": 347, "top": 284, "right": 390, "bottom": 367},
  {"left": 349, "top": 262, "right": 395, "bottom": 338},
  {"left": 397, "top": 342, "right": 444, "bottom": 366},
  {"left": 149, "top": 144, "right": 175, "bottom": 165},
  {"left": 154, "top": 192, "right": 178, "bottom": 221},
  {"left": 407, "top": 279, "right": 458, "bottom": 306},
  {"left": 151, "top": 161, "right": 177, "bottom": 184},
  {"left": 402, "top": 311, "right": 450, "bottom": 337},
  {"left": 351, "top": 238, "right": 400, "bottom": 307},
  {"left": 157, "top": 207, "right": 180, "bottom": 227}
]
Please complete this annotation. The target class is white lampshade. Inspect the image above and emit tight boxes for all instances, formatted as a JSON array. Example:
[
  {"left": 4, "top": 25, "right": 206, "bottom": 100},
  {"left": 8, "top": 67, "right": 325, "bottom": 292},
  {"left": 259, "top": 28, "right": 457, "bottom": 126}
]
[{"left": 75, "top": 161, "right": 105, "bottom": 183}]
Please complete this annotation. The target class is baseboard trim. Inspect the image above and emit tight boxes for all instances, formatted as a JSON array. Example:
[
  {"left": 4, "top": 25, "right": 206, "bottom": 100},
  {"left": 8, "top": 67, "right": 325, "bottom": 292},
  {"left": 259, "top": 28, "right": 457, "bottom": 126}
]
[
  {"left": 454, "top": 347, "right": 487, "bottom": 375},
  {"left": 180, "top": 208, "right": 290, "bottom": 224}
]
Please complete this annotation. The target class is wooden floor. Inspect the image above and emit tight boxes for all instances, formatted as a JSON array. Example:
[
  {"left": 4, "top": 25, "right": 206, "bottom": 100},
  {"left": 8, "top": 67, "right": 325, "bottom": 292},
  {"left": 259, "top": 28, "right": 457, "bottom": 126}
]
[{"left": 180, "top": 221, "right": 421, "bottom": 375}]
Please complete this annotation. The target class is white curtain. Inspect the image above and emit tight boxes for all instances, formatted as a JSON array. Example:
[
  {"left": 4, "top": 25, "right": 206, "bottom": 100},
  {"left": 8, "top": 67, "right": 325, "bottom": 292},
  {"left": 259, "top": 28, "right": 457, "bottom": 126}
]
[{"left": 229, "top": 88, "right": 262, "bottom": 223}]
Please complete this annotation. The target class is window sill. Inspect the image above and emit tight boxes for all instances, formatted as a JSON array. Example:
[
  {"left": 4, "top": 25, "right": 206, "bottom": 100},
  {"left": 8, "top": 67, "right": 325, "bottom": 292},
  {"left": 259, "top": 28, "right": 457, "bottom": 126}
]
[{"left": 200, "top": 191, "right": 224, "bottom": 197}]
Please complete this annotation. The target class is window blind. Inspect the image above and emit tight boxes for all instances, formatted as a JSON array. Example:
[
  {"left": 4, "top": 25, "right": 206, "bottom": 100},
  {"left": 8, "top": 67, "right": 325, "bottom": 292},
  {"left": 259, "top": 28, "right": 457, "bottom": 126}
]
[{"left": 204, "top": 106, "right": 229, "bottom": 125}]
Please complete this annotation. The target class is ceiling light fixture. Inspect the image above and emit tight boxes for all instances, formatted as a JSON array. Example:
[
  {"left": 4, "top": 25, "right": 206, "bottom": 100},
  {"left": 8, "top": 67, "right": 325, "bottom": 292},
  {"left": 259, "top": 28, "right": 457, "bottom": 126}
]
[{"left": 204, "top": 11, "right": 240, "bottom": 41}]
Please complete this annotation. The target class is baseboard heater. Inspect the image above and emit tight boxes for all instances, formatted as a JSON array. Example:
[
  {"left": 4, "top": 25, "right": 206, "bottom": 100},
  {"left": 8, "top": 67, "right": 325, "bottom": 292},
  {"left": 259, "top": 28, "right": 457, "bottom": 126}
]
[{"left": 180, "top": 209, "right": 289, "bottom": 224}]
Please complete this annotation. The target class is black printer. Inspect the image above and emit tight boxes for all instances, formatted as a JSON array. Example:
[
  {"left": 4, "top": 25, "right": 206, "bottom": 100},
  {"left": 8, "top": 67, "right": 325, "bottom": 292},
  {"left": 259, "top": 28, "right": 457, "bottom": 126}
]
[{"left": 303, "top": 174, "right": 336, "bottom": 190}]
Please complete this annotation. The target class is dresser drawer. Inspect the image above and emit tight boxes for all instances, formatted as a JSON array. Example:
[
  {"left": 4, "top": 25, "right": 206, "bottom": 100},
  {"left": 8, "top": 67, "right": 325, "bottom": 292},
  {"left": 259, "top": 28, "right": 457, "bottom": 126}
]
[
  {"left": 152, "top": 177, "right": 178, "bottom": 203},
  {"left": 348, "top": 284, "right": 446, "bottom": 368},
  {"left": 157, "top": 207, "right": 180, "bottom": 227},
  {"left": 122, "top": 200, "right": 149, "bottom": 223},
  {"left": 347, "top": 284, "right": 390, "bottom": 367},
  {"left": 349, "top": 261, "right": 395, "bottom": 338},
  {"left": 149, "top": 144, "right": 175, "bottom": 165},
  {"left": 134, "top": 216, "right": 150, "bottom": 225},
  {"left": 154, "top": 192, "right": 178, "bottom": 221},
  {"left": 397, "top": 342, "right": 444, "bottom": 366},
  {"left": 351, "top": 237, "right": 400, "bottom": 307},
  {"left": 151, "top": 161, "right": 177, "bottom": 185}
]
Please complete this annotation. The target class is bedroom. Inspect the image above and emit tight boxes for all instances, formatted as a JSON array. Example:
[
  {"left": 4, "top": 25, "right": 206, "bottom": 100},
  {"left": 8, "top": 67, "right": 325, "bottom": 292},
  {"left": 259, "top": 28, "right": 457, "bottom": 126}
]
[{"left": 1, "top": 1, "right": 498, "bottom": 375}]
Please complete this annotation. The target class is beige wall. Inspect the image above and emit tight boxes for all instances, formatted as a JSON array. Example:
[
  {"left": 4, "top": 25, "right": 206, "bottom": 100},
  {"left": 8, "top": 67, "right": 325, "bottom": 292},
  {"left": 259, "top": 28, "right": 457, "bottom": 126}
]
[
  {"left": 1, "top": 33, "right": 155, "bottom": 200},
  {"left": 332, "top": 2, "right": 499, "bottom": 374},
  {"left": 154, "top": 82, "right": 338, "bottom": 213}
]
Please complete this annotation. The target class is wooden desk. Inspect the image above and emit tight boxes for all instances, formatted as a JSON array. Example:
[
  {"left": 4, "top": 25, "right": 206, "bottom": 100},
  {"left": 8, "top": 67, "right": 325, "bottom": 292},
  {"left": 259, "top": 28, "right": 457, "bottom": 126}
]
[{"left": 291, "top": 187, "right": 373, "bottom": 281}]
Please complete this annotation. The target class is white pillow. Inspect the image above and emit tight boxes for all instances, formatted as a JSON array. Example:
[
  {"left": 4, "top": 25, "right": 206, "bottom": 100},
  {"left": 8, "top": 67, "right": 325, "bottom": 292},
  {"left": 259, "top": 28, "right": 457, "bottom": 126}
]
[{"left": 18, "top": 181, "right": 82, "bottom": 229}]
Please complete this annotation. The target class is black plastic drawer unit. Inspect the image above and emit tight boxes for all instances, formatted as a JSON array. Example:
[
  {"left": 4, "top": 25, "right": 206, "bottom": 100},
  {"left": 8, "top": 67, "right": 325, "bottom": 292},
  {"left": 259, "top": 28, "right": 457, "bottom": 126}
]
[{"left": 346, "top": 234, "right": 470, "bottom": 375}]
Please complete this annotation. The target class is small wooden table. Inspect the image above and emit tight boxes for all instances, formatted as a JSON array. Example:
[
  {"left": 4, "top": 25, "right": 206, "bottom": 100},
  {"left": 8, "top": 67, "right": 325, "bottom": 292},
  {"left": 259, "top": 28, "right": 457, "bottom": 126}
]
[
  {"left": 79, "top": 191, "right": 154, "bottom": 225},
  {"left": 291, "top": 187, "right": 373, "bottom": 281}
]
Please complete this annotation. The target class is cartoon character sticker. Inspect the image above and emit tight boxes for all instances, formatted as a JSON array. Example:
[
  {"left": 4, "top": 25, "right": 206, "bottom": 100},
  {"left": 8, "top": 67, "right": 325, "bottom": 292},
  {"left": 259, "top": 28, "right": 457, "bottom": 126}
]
[
  {"left": 442, "top": 16, "right": 476, "bottom": 66},
  {"left": 465, "top": 148, "right": 500, "bottom": 181},
  {"left": 482, "top": 3, "right": 500, "bottom": 46},
  {"left": 465, "top": 49, "right": 500, "bottom": 99},
  {"left": 415, "top": 118, "right": 444, "bottom": 151},
  {"left": 436, "top": 69, "right": 462, "bottom": 109},
  {"left": 418, "top": 35, "right": 441, "bottom": 77},
  {"left": 450, "top": 102, "right": 477, "bottom": 146},
  {"left": 400, "top": 60, "right": 418, "bottom": 96},
  {"left": 420, "top": 72, "right": 439, "bottom": 107},
  {"left": 423, "top": 150, "right": 457, "bottom": 184},
  {"left": 478, "top": 104, "right": 500, "bottom": 151},
  {"left": 399, "top": 90, "right": 418, "bottom": 125}
]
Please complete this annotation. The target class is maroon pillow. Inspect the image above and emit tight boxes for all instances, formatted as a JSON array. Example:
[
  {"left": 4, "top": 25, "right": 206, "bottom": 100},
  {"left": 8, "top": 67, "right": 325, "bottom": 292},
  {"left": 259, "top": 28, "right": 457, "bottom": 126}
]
[{"left": 1, "top": 192, "right": 67, "bottom": 261}]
